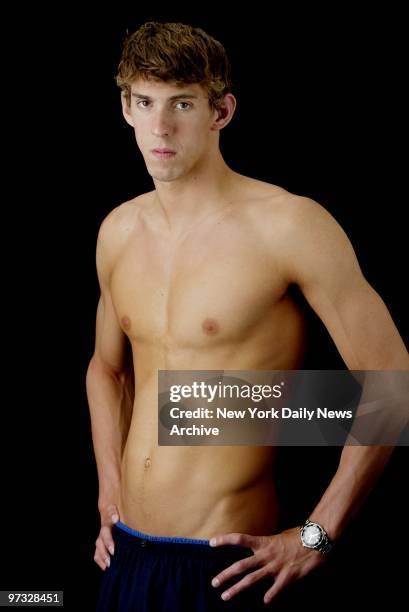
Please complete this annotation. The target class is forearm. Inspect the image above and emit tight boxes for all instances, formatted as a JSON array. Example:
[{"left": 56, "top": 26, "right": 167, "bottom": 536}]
[
  {"left": 308, "top": 342, "right": 408, "bottom": 539},
  {"left": 309, "top": 445, "right": 395, "bottom": 540},
  {"left": 86, "top": 357, "right": 133, "bottom": 508}
]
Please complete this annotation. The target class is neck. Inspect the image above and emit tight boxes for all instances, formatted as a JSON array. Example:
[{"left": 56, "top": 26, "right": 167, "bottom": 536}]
[{"left": 151, "top": 150, "right": 237, "bottom": 231}]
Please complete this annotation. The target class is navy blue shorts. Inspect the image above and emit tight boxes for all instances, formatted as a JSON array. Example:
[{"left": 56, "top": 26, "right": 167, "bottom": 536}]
[{"left": 96, "top": 521, "right": 275, "bottom": 611}]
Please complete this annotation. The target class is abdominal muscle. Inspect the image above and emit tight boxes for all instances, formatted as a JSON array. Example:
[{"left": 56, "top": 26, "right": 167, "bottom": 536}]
[
  {"left": 119, "top": 432, "right": 279, "bottom": 539},
  {"left": 117, "top": 332, "right": 305, "bottom": 539}
]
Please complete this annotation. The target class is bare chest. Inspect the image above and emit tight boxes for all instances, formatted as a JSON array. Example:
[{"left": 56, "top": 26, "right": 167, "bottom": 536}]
[{"left": 110, "top": 217, "right": 287, "bottom": 347}]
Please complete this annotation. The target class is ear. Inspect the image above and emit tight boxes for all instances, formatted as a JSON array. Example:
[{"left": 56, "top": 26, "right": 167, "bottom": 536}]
[
  {"left": 210, "top": 93, "right": 237, "bottom": 131},
  {"left": 121, "top": 92, "right": 135, "bottom": 127}
]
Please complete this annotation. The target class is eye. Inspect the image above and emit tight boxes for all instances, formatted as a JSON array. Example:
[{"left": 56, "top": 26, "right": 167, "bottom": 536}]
[
  {"left": 136, "top": 100, "right": 150, "bottom": 108},
  {"left": 176, "top": 101, "right": 192, "bottom": 110}
]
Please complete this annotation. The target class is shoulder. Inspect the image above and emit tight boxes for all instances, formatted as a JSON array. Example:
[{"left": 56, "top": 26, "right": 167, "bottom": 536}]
[
  {"left": 272, "top": 193, "right": 353, "bottom": 258},
  {"left": 232, "top": 173, "right": 316, "bottom": 219},
  {"left": 243, "top": 177, "right": 333, "bottom": 226},
  {"left": 95, "top": 190, "right": 154, "bottom": 278},
  {"left": 238, "top": 179, "right": 359, "bottom": 280},
  {"left": 97, "top": 190, "right": 154, "bottom": 244},
  {"left": 268, "top": 193, "right": 360, "bottom": 290},
  {"left": 277, "top": 193, "right": 343, "bottom": 236},
  {"left": 241, "top": 180, "right": 347, "bottom": 247}
]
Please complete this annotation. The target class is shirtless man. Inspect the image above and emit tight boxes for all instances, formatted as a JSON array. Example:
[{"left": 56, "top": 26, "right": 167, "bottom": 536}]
[{"left": 87, "top": 21, "right": 409, "bottom": 611}]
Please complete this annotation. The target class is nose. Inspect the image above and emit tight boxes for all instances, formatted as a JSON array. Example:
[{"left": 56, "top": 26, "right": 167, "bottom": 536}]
[{"left": 151, "top": 108, "right": 173, "bottom": 137}]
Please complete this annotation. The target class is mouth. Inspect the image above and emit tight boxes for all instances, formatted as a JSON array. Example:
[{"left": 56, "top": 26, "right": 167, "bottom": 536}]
[{"left": 152, "top": 148, "right": 176, "bottom": 159}]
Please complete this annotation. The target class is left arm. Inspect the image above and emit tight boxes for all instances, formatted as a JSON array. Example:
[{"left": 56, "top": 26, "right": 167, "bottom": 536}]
[
  {"left": 210, "top": 196, "right": 409, "bottom": 604},
  {"left": 280, "top": 196, "right": 409, "bottom": 540}
]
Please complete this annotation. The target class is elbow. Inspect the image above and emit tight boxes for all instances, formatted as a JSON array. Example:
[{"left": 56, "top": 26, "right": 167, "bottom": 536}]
[{"left": 87, "top": 353, "right": 128, "bottom": 386}]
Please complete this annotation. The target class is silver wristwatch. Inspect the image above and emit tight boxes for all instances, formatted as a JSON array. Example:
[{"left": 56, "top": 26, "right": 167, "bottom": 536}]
[{"left": 300, "top": 519, "right": 333, "bottom": 554}]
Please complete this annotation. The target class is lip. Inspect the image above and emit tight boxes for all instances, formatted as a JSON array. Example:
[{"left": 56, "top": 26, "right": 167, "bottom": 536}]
[{"left": 152, "top": 148, "right": 176, "bottom": 159}]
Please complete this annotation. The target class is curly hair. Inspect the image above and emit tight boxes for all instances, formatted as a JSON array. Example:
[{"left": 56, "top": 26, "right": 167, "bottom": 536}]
[{"left": 115, "top": 21, "right": 233, "bottom": 111}]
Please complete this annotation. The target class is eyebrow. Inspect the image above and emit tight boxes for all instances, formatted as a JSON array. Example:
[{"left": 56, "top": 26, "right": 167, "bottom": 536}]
[{"left": 131, "top": 92, "right": 199, "bottom": 100}]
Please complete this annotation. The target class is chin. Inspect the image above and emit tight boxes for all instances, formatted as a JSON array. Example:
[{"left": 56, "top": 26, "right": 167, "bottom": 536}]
[
  {"left": 148, "top": 168, "right": 184, "bottom": 183},
  {"left": 152, "top": 176, "right": 174, "bottom": 183},
  {"left": 148, "top": 171, "right": 172, "bottom": 182}
]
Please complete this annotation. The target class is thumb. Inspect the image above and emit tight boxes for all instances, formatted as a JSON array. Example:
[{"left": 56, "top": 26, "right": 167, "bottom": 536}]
[{"left": 106, "top": 504, "right": 119, "bottom": 524}]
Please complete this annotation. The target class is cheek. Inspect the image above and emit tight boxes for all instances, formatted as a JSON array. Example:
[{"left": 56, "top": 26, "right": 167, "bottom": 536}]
[
  {"left": 184, "top": 124, "right": 210, "bottom": 150},
  {"left": 133, "top": 128, "right": 149, "bottom": 150}
]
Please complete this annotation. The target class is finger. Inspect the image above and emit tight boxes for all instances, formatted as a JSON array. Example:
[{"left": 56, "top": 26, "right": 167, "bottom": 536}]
[
  {"left": 209, "top": 532, "right": 259, "bottom": 549},
  {"left": 94, "top": 551, "right": 107, "bottom": 571},
  {"left": 94, "top": 553, "right": 109, "bottom": 571},
  {"left": 100, "top": 526, "right": 116, "bottom": 555},
  {"left": 99, "top": 525, "right": 115, "bottom": 548},
  {"left": 95, "top": 539, "right": 111, "bottom": 567},
  {"left": 212, "top": 554, "right": 260, "bottom": 587},
  {"left": 263, "top": 570, "right": 292, "bottom": 604},
  {"left": 94, "top": 547, "right": 110, "bottom": 571},
  {"left": 98, "top": 528, "right": 115, "bottom": 557},
  {"left": 219, "top": 567, "right": 270, "bottom": 601}
]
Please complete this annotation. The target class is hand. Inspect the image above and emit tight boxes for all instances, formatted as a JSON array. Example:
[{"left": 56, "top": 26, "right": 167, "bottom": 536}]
[
  {"left": 210, "top": 527, "right": 327, "bottom": 605},
  {"left": 94, "top": 503, "right": 120, "bottom": 571}
]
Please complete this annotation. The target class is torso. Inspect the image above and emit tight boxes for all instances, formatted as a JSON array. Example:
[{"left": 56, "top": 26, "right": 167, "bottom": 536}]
[{"left": 109, "top": 174, "right": 307, "bottom": 538}]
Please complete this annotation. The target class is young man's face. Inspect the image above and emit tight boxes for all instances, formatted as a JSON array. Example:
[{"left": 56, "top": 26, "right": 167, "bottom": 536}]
[{"left": 121, "top": 79, "right": 222, "bottom": 183}]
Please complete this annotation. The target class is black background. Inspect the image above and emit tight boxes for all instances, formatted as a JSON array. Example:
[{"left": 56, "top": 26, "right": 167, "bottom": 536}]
[{"left": 1, "top": 4, "right": 407, "bottom": 611}]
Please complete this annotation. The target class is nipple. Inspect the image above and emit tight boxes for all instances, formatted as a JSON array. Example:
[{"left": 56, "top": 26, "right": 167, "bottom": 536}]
[
  {"left": 121, "top": 315, "right": 131, "bottom": 330},
  {"left": 202, "top": 318, "right": 220, "bottom": 336}
]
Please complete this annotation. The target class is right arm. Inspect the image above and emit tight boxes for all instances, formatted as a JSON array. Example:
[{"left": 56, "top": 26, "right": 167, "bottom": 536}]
[{"left": 85, "top": 212, "right": 134, "bottom": 568}]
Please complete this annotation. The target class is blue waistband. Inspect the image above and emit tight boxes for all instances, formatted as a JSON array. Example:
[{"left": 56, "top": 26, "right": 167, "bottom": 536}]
[{"left": 115, "top": 521, "right": 210, "bottom": 545}]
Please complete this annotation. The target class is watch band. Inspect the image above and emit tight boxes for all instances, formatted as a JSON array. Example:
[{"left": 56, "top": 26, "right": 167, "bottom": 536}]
[{"left": 300, "top": 518, "right": 333, "bottom": 554}]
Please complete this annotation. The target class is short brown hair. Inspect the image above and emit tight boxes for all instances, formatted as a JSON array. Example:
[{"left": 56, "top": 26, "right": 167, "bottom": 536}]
[{"left": 115, "top": 21, "right": 232, "bottom": 111}]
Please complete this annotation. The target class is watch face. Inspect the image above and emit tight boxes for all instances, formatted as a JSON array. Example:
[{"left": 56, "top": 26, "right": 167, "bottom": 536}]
[{"left": 302, "top": 524, "right": 323, "bottom": 546}]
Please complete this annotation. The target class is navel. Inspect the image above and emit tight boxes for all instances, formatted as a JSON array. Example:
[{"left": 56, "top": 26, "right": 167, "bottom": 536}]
[
  {"left": 202, "top": 318, "right": 220, "bottom": 336},
  {"left": 121, "top": 315, "right": 131, "bottom": 330},
  {"left": 144, "top": 457, "right": 151, "bottom": 468}
]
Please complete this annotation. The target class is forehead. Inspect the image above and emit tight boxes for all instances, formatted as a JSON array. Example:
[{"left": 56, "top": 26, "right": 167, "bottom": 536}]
[{"left": 130, "top": 78, "right": 206, "bottom": 99}]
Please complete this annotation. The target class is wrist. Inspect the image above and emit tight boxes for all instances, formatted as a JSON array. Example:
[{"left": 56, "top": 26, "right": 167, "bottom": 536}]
[
  {"left": 308, "top": 510, "right": 341, "bottom": 541},
  {"left": 98, "top": 485, "right": 121, "bottom": 513},
  {"left": 300, "top": 518, "right": 334, "bottom": 554}
]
